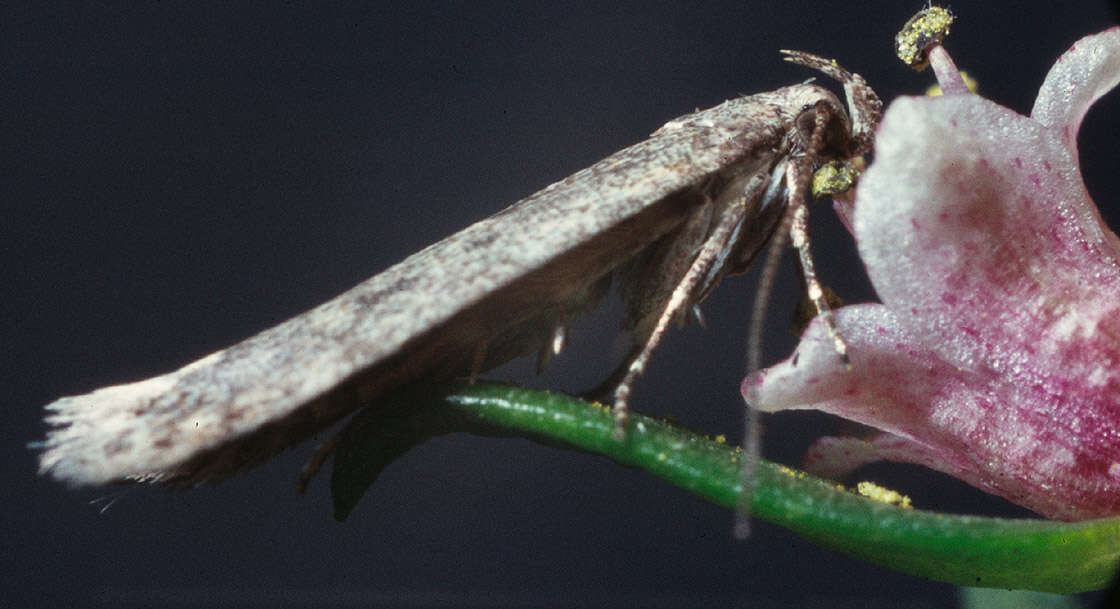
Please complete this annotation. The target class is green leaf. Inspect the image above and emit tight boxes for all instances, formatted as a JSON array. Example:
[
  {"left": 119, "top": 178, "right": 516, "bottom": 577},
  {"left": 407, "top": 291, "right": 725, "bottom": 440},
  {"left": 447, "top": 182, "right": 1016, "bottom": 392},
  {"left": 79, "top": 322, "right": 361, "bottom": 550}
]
[{"left": 331, "top": 382, "right": 1120, "bottom": 593}]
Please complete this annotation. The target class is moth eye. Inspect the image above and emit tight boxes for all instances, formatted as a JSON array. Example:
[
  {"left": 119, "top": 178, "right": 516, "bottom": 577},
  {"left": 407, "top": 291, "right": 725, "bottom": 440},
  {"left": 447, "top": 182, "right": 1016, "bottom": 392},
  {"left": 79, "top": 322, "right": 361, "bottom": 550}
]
[
  {"left": 794, "top": 105, "right": 819, "bottom": 134},
  {"left": 796, "top": 100, "right": 853, "bottom": 157},
  {"left": 795, "top": 103, "right": 828, "bottom": 143}
]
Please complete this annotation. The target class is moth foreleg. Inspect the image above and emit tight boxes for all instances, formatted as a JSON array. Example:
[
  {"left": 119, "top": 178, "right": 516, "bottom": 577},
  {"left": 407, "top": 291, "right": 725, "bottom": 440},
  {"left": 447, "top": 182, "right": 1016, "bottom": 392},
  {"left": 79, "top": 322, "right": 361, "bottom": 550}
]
[{"left": 790, "top": 197, "right": 848, "bottom": 365}]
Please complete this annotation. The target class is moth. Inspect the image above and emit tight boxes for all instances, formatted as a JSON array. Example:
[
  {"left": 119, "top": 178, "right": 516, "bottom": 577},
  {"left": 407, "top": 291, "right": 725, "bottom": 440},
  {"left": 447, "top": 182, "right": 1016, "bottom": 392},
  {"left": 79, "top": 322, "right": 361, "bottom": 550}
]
[{"left": 37, "top": 51, "right": 881, "bottom": 488}]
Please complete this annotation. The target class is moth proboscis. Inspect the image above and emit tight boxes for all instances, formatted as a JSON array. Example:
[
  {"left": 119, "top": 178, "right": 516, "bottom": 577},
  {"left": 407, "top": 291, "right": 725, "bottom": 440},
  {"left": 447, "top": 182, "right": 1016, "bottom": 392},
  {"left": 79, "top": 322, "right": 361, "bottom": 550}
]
[{"left": 36, "top": 51, "right": 881, "bottom": 496}]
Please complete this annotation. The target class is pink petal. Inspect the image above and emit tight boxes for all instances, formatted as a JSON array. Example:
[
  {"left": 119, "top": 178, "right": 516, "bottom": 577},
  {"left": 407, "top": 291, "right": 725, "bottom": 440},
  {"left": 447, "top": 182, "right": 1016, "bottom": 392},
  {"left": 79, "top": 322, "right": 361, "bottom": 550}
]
[
  {"left": 748, "top": 29, "right": 1120, "bottom": 520},
  {"left": 855, "top": 93, "right": 1120, "bottom": 377},
  {"left": 747, "top": 305, "right": 1120, "bottom": 520},
  {"left": 804, "top": 432, "right": 1076, "bottom": 517},
  {"left": 1032, "top": 28, "right": 1120, "bottom": 140}
]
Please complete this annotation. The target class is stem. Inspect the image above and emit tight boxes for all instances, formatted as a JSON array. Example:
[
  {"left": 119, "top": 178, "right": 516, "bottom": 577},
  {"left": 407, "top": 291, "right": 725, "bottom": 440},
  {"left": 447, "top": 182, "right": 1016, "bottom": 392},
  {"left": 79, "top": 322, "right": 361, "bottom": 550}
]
[{"left": 332, "top": 382, "right": 1120, "bottom": 593}]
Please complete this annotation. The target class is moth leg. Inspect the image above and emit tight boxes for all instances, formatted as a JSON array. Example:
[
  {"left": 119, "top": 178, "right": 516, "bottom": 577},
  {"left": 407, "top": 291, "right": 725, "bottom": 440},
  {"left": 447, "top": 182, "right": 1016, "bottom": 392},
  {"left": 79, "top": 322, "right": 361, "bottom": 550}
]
[
  {"left": 788, "top": 109, "right": 850, "bottom": 367},
  {"left": 611, "top": 200, "right": 752, "bottom": 439},
  {"left": 535, "top": 324, "right": 567, "bottom": 374},
  {"left": 691, "top": 305, "right": 707, "bottom": 329},
  {"left": 468, "top": 340, "right": 488, "bottom": 385},
  {"left": 790, "top": 194, "right": 848, "bottom": 364},
  {"left": 297, "top": 432, "right": 342, "bottom": 493},
  {"left": 579, "top": 343, "right": 639, "bottom": 403},
  {"left": 737, "top": 110, "right": 849, "bottom": 537}
]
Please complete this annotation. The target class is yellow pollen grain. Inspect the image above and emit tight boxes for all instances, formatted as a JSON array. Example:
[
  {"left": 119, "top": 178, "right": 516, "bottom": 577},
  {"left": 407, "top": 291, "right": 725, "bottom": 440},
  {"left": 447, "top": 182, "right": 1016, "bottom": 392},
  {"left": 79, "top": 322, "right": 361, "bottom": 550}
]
[
  {"left": 857, "top": 481, "right": 913, "bottom": 509},
  {"left": 895, "top": 6, "right": 954, "bottom": 70}
]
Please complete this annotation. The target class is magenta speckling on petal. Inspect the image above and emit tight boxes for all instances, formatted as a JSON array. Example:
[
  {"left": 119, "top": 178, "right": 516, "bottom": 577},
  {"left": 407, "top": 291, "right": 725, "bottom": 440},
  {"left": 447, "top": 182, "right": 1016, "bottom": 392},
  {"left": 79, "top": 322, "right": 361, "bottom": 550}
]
[{"left": 745, "top": 28, "right": 1120, "bottom": 520}]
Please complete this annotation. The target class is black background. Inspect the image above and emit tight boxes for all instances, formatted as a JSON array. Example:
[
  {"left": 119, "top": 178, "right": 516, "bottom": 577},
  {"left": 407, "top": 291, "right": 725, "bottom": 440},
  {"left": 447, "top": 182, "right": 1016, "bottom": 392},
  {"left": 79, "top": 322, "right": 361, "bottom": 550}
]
[{"left": 5, "top": 2, "right": 1120, "bottom": 607}]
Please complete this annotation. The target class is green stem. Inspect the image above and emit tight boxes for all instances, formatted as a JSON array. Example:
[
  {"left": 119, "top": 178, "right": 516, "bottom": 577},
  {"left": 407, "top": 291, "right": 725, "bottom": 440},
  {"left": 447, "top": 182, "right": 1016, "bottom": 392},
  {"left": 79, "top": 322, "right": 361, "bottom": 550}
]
[{"left": 332, "top": 383, "right": 1120, "bottom": 593}]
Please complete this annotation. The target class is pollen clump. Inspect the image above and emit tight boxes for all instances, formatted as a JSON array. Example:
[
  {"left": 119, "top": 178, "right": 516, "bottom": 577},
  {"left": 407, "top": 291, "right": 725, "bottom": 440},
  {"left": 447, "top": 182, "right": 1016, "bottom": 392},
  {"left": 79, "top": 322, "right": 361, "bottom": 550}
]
[
  {"left": 857, "top": 481, "right": 913, "bottom": 509},
  {"left": 895, "top": 6, "right": 954, "bottom": 70},
  {"left": 774, "top": 464, "right": 807, "bottom": 480}
]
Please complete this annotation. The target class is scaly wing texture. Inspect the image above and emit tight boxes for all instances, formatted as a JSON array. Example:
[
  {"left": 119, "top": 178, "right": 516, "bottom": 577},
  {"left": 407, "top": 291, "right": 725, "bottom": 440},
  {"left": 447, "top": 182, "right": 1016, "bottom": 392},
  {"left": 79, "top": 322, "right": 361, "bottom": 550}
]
[{"left": 41, "top": 87, "right": 799, "bottom": 486}]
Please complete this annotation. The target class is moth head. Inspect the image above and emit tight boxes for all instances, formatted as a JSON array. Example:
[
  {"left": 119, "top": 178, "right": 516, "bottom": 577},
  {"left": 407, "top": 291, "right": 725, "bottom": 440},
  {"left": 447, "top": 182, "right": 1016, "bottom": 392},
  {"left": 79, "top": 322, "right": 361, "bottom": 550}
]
[{"left": 781, "top": 50, "right": 883, "bottom": 160}]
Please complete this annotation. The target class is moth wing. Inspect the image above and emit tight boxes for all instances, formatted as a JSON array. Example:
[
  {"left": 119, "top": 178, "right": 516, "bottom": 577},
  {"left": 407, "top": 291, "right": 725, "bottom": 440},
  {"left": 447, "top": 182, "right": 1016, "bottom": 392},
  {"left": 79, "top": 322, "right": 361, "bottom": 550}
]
[{"left": 39, "top": 92, "right": 789, "bottom": 486}]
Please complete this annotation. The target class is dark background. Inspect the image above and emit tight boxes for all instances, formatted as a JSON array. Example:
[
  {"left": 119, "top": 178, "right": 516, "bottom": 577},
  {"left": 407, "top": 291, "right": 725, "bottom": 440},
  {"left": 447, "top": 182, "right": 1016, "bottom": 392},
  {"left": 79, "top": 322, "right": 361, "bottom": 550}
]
[{"left": 5, "top": 2, "right": 1119, "bottom": 607}]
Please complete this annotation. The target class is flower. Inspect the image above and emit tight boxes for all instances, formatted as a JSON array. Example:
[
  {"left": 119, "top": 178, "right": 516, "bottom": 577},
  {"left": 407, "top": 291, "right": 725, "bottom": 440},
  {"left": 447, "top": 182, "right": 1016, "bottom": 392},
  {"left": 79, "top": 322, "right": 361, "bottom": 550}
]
[{"left": 743, "top": 28, "right": 1120, "bottom": 520}]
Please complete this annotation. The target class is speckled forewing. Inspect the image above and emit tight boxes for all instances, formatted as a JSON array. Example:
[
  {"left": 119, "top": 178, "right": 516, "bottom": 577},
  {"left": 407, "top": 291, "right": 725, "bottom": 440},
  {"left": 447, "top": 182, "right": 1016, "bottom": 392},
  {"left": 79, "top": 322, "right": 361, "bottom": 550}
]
[{"left": 39, "top": 86, "right": 810, "bottom": 486}]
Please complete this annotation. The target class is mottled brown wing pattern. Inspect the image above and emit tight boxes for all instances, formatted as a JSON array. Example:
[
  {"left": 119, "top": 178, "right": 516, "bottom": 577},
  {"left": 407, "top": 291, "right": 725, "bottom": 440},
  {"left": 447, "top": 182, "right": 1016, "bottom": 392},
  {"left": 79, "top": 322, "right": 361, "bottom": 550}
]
[{"left": 38, "top": 87, "right": 804, "bottom": 486}]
